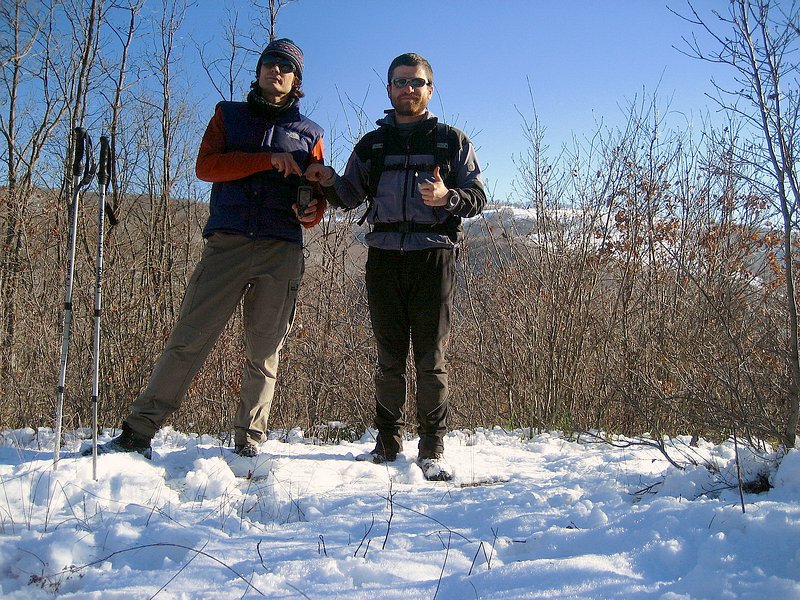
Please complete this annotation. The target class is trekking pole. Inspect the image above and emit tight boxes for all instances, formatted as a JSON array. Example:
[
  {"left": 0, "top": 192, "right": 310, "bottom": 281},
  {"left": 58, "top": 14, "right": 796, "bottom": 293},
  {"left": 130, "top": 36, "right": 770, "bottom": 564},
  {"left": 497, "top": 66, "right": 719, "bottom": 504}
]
[
  {"left": 53, "top": 127, "right": 96, "bottom": 469},
  {"left": 90, "top": 135, "right": 112, "bottom": 479}
]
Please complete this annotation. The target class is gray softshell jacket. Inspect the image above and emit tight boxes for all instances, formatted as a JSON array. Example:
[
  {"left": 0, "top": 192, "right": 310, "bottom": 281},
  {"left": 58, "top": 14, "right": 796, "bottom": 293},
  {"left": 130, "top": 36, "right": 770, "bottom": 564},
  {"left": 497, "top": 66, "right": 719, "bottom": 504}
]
[{"left": 326, "top": 111, "right": 486, "bottom": 251}]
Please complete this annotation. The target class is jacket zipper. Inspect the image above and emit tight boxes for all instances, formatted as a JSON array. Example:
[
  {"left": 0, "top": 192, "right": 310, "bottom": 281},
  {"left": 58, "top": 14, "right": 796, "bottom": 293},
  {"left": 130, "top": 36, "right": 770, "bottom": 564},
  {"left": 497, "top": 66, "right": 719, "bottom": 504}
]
[{"left": 400, "top": 145, "right": 412, "bottom": 253}]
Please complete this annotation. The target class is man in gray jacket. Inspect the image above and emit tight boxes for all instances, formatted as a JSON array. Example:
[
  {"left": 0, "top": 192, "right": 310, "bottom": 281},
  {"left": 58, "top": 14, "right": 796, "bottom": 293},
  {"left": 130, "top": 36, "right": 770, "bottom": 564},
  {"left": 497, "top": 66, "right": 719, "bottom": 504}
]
[{"left": 305, "top": 52, "right": 486, "bottom": 481}]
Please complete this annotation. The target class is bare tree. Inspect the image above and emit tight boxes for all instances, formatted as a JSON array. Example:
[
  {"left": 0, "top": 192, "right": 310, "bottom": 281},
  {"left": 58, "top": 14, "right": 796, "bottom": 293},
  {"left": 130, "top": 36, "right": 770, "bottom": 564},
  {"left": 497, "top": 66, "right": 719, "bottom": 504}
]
[
  {"left": 197, "top": 8, "right": 249, "bottom": 101},
  {"left": 102, "top": 0, "right": 144, "bottom": 210},
  {"left": 255, "top": 0, "right": 298, "bottom": 42},
  {"left": 0, "top": 0, "right": 95, "bottom": 385},
  {"left": 0, "top": 1, "right": 49, "bottom": 375},
  {"left": 676, "top": 0, "right": 800, "bottom": 448}
]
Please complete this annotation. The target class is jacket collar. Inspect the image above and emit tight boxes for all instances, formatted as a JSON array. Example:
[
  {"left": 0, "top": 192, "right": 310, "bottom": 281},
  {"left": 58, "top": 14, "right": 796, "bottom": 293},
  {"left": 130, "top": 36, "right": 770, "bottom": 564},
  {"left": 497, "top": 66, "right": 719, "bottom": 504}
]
[
  {"left": 247, "top": 88, "right": 300, "bottom": 120},
  {"left": 376, "top": 109, "right": 438, "bottom": 129}
]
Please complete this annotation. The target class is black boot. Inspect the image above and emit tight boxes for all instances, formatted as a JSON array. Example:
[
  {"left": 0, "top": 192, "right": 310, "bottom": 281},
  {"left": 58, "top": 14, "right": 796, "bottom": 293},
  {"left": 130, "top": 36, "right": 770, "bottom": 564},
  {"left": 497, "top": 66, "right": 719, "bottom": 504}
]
[
  {"left": 234, "top": 443, "right": 258, "bottom": 457},
  {"left": 356, "top": 432, "right": 402, "bottom": 463},
  {"left": 83, "top": 423, "right": 152, "bottom": 459}
]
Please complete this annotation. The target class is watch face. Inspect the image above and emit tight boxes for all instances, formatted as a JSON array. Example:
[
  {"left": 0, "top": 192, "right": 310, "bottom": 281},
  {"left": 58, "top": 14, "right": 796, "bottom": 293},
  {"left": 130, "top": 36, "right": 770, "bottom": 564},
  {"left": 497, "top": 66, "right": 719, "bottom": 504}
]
[{"left": 448, "top": 192, "right": 458, "bottom": 209}]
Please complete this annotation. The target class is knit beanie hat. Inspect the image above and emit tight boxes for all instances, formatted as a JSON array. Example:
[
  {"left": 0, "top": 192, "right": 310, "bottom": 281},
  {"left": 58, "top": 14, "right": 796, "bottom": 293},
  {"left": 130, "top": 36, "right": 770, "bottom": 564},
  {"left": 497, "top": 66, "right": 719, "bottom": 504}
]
[{"left": 257, "top": 38, "right": 304, "bottom": 81}]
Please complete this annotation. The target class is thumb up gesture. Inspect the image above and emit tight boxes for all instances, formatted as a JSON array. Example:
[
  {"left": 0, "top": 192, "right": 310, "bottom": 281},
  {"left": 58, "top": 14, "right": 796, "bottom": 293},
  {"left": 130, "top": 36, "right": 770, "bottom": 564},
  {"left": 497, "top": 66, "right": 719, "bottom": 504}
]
[{"left": 419, "top": 166, "right": 449, "bottom": 206}]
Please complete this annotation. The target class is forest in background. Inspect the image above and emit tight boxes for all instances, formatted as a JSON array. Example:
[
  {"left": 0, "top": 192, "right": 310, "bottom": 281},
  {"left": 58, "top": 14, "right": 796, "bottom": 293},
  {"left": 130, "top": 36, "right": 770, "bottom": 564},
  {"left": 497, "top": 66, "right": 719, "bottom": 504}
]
[{"left": 2, "top": 0, "right": 799, "bottom": 463}]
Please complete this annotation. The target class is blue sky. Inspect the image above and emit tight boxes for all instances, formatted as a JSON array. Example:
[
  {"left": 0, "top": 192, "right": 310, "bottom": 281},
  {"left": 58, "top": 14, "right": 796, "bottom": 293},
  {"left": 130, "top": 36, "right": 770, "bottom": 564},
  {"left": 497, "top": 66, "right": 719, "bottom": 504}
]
[{"left": 187, "top": 0, "right": 730, "bottom": 202}]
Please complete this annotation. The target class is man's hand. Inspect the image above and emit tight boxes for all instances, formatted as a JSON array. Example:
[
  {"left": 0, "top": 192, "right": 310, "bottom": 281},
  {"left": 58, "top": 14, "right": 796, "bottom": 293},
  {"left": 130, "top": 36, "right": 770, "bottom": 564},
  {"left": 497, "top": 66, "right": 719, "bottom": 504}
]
[
  {"left": 293, "top": 198, "right": 319, "bottom": 222},
  {"left": 271, "top": 152, "right": 302, "bottom": 177},
  {"left": 304, "top": 163, "right": 336, "bottom": 186},
  {"left": 419, "top": 166, "right": 449, "bottom": 206}
]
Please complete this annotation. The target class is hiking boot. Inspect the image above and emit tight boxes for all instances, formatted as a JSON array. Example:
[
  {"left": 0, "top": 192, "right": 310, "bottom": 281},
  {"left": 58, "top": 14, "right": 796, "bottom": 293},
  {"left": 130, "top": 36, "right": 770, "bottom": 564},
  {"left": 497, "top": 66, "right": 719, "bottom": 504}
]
[
  {"left": 355, "top": 447, "right": 397, "bottom": 463},
  {"left": 416, "top": 452, "right": 453, "bottom": 481},
  {"left": 355, "top": 431, "right": 402, "bottom": 463},
  {"left": 83, "top": 423, "right": 152, "bottom": 459},
  {"left": 234, "top": 443, "right": 258, "bottom": 457}
]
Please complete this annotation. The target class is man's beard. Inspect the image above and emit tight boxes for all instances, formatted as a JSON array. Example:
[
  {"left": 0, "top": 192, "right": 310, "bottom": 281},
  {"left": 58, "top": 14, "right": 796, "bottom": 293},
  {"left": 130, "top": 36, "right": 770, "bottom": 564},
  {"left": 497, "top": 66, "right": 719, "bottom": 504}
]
[{"left": 393, "top": 96, "right": 427, "bottom": 117}]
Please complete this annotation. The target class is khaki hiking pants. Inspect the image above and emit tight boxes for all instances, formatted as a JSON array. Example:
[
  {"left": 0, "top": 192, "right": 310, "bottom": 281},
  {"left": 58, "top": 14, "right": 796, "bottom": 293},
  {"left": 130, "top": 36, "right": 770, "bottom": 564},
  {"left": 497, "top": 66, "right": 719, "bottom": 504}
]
[{"left": 126, "top": 232, "right": 303, "bottom": 446}]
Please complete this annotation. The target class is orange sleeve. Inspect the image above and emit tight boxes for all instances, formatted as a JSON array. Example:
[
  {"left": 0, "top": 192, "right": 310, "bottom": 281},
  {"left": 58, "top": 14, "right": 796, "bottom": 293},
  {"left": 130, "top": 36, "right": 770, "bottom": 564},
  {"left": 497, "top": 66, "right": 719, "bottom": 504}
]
[
  {"left": 195, "top": 106, "right": 274, "bottom": 182},
  {"left": 302, "top": 137, "right": 328, "bottom": 229}
]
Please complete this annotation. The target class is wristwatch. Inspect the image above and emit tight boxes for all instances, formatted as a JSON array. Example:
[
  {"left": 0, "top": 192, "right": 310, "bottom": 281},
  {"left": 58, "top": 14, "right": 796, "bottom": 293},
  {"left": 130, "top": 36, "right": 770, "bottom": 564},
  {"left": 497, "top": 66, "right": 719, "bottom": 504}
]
[{"left": 445, "top": 189, "right": 460, "bottom": 211}]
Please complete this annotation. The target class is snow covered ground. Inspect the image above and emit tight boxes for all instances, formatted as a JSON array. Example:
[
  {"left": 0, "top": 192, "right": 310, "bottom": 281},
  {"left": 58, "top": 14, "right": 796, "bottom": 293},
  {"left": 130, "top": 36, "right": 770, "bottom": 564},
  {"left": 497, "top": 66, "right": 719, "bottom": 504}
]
[{"left": 1, "top": 427, "right": 798, "bottom": 599}]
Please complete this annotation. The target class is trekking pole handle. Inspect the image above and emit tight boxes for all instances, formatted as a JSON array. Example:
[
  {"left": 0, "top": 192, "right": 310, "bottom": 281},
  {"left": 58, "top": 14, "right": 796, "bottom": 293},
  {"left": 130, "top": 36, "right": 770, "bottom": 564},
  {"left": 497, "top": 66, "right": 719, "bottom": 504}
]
[
  {"left": 72, "top": 127, "right": 88, "bottom": 177},
  {"left": 98, "top": 136, "right": 111, "bottom": 186}
]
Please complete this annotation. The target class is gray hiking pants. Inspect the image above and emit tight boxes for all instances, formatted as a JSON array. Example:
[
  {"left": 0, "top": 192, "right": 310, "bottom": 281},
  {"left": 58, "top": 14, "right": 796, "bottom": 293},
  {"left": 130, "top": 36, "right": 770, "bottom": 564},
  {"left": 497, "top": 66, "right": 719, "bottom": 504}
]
[{"left": 125, "top": 232, "right": 303, "bottom": 446}]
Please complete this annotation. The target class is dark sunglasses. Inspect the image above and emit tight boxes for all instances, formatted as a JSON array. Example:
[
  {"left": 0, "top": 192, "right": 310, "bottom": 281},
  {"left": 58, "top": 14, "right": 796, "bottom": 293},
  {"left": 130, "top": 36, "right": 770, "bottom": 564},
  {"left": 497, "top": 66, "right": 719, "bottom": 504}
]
[
  {"left": 391, "top": 77, "right": 431, "bottom": 89},
  {"left": 261, "top": 58, "right": 295, "bottom": 74}
]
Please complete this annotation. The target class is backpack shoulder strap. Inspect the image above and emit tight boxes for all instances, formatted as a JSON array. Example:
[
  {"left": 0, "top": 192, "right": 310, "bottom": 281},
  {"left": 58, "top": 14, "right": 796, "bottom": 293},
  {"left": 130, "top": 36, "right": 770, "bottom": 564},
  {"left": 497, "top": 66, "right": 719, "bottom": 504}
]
[
  {"left": 361, "top": 128, "right": 387, "bottom": 200},
  {"left": 434, "top": 123, "right": 460, "bottom": 187},
  {"left": 352, "top": 128, "right": 387, "bottom": 225}
]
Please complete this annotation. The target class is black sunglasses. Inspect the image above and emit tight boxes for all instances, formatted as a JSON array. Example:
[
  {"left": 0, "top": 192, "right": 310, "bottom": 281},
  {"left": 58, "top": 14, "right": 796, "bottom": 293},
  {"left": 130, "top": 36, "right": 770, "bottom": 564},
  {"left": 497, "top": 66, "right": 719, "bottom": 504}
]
[
  {"left": 261, "top": 58, "right": 296, "bottom": 74},
  {"left": 391, "top": 77, "right": 431, "bottom": 89}
]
